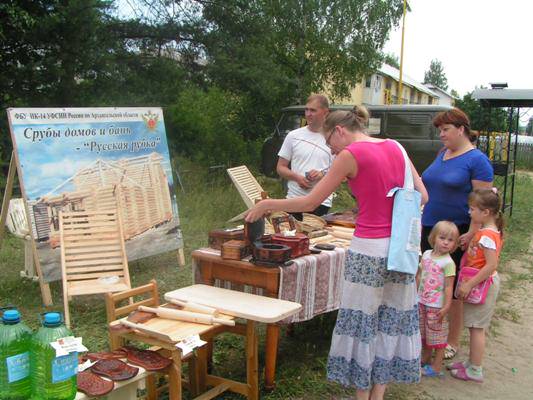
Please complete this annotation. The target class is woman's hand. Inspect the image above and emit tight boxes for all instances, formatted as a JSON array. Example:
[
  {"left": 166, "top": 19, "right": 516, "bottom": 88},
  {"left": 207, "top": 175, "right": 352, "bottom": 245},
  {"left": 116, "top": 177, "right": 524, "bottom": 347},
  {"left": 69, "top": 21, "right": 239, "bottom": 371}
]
[{"left": 244, "top": 201, "right": 270, "bottom": 223}]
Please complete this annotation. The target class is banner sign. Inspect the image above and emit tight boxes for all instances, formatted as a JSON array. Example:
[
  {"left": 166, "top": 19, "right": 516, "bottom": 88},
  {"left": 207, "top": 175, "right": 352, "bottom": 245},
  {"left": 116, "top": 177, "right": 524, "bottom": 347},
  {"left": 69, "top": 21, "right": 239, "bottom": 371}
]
[{"left": 7, "top": 107, "right": 183, "bottom": 282}]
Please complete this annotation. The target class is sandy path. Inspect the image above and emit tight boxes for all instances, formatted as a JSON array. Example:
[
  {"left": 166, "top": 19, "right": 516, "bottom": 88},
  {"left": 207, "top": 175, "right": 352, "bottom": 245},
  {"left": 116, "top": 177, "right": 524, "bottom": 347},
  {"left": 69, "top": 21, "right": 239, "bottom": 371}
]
[{"left": 413, "top": 244, "right": 533, "bottom": 400}]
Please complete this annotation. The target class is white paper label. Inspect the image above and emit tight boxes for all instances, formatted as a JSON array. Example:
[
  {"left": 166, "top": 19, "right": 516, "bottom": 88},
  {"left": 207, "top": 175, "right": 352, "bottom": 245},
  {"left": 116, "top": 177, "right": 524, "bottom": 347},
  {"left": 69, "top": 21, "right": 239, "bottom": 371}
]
[
  {"left": 175, "top": 334, "right": 207, "bottom": 356},
  {"left": 50, "top": 336, "right": 88, "bottom": 357},
  {"left": 77, "top": 359, "right": 97, "bottom": 372}
]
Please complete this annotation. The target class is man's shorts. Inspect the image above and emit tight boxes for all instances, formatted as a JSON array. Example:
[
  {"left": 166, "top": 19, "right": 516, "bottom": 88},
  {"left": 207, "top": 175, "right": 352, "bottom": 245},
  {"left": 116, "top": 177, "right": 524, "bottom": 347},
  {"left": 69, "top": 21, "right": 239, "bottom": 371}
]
[{"left": 419, "top": 303, "right": 448, "bottom": 349}]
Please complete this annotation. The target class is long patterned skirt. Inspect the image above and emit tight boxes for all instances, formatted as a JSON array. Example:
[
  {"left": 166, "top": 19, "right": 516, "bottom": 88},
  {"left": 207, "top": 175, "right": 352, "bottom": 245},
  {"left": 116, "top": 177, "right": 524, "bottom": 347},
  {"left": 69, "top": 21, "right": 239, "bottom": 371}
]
[{"left": 327, "top": 237, "right": 421, "bottom": 390}]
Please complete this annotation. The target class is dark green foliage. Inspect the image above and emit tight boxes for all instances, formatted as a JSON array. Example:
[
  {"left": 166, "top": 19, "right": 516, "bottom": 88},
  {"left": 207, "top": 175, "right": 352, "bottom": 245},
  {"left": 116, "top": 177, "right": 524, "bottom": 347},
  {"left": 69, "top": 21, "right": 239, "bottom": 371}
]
[
  {"left": 202, "top": 0, "right": 405, "bottom": 104},
  {"left": 0, "top": 0, "right": 405, "bottom": 175},
  {"left": 165, "top": 86, "right": 262, "bottom": 166},
  {"left": 455, "top": 92, "right": 510, "bottom": 132}
]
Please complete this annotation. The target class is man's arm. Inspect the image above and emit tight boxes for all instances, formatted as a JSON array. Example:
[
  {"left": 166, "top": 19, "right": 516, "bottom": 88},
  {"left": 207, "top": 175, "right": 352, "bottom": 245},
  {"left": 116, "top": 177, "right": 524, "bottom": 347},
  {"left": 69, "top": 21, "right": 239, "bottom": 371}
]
[{"left": 276, "top": 157, "right": 311, "bottom": 189}]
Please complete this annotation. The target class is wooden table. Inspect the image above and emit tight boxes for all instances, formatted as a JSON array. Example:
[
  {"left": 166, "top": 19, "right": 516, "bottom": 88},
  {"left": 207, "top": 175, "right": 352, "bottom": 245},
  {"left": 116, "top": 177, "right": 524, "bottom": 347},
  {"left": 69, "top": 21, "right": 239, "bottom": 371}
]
[
  {"left": 109, "top": 311, "right": 229, "bottom": 400},
  {"left": 192, "top": 250, "right": 281, "bottom": 390},
  {"left": 110, "top": 285, "right": 301, "bottom": 400}
]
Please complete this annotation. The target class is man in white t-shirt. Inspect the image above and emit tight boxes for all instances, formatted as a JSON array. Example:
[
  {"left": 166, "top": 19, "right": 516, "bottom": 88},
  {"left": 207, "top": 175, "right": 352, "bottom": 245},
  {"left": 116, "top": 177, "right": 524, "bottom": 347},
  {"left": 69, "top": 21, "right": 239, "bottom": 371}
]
[{"left": 277, "top": 94, "right": 333, "bottom": 220}]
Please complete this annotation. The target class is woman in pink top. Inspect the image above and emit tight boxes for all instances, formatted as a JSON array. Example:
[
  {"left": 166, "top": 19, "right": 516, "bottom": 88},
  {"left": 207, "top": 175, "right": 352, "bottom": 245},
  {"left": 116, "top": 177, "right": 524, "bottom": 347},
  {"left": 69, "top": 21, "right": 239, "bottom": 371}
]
[{"left": 246, "top": 106, "right": 428, "bottom": 400}]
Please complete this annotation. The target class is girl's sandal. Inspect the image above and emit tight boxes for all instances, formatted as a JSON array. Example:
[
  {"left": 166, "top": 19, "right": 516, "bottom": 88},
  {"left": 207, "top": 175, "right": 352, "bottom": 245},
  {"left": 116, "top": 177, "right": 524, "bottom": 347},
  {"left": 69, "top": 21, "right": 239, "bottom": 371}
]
[
  {"left": 444, "top": 344, "right": 457, "bottom": 360},
  {"left": 421, "top": 365, "right": 444, "bottom": 378},
  {"left": 450, "top": 367, "right": 483, "bottom": 383},
  {"left": 446, "top": 361, "right": 467, "bottom": 370}
]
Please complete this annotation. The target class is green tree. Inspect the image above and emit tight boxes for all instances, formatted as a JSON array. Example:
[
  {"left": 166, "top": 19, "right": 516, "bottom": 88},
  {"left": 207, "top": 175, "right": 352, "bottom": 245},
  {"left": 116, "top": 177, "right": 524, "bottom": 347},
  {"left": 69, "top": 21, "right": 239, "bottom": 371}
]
[
  {"left": 383, "top": 52, "right": 400, "bottom": 69},
  {"left": 423, "top": 59, "right": 448, "bottom": 90},
  {"left": 455, "top": 91, "right": 509, "bottom": 132},
  {"left": 202, "top": 0, "right": 405, "bottom": 104}
]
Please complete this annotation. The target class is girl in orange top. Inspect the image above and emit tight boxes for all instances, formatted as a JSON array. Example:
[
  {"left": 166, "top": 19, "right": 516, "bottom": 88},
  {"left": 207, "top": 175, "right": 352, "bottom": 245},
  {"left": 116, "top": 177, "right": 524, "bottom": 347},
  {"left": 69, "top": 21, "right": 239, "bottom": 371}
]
[{"left": 449, "top": 188, "right": 503, "bottom": 383}]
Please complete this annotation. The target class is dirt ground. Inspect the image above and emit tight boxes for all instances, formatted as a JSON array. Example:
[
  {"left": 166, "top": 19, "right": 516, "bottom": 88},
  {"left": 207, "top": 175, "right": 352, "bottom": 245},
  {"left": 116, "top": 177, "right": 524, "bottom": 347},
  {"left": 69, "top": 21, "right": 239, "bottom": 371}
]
[{"left": 413, "top": 242, "right": 533, "bottom": 400}]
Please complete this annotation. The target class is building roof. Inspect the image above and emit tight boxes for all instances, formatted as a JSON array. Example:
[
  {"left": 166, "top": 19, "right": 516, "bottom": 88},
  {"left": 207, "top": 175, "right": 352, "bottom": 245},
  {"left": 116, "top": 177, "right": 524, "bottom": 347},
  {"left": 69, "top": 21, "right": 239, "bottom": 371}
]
[
  {"left": 472, "top": 89, "right": 533, "bottom": 107},
  {"left": 425, "top": 84, "right": 459, "bottom": 100},
  {"left": 379, "top": 64, "right": 439, "bottom": 98}
]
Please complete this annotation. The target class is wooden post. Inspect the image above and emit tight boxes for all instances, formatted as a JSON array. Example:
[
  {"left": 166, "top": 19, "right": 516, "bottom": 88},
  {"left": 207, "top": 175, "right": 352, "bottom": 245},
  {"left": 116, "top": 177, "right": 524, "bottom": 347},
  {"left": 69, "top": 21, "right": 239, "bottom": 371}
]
[
  {"left": 0, "top": 153, "right": 16, "bottom": 245},
  {"left": 177, "top": 248, "right": 186, "bottom": 266},
  {"left": 264, "top": 324, "right": 280, "bottom": 391},
  {"left": 246, "top": 320, "right": 259, "bottom": 400},
  {"left": 0, "top": 151, "right": 53, "bottom": 306},
  {"left": 168, "top": 349, "right": 183, "bottom": 400}
]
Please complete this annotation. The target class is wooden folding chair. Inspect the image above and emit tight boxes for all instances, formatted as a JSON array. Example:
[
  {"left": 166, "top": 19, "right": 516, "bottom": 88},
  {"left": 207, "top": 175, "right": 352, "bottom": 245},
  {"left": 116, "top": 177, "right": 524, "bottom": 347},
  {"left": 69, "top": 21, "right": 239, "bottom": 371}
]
[
  {"left": 5, "top": 198, "right": 36, "bottom": 279},
  {"left": 59, "top": 210, "right": 131, "bottom": 327},
  {"left": 105, "top": 280, "right": 197, "bottom": 400}
]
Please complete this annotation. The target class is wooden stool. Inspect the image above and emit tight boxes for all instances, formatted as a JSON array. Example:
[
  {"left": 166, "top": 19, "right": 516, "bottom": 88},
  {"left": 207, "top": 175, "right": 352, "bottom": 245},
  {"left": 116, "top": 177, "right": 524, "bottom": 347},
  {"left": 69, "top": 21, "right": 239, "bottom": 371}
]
[{"left": 105, "top": 280, "right": 198, "bottom": 399}]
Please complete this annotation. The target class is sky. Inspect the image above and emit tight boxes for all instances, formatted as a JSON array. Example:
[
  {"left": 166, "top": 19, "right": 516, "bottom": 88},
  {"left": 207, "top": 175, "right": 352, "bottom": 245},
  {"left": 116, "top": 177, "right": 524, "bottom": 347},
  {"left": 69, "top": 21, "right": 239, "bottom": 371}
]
[{"left": 383, "top": 0, "right": 533, "bottom": 98}]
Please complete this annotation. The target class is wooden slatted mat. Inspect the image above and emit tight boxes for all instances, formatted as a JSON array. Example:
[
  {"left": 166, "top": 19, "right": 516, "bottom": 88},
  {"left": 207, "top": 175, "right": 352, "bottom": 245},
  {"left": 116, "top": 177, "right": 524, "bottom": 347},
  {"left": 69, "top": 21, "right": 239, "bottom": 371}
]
[
  {"left": 60, "top": 210, "right": 131, "bottom": 327},
  {"left": 226, "top": 166, "right": 265, "bottom": 209}
]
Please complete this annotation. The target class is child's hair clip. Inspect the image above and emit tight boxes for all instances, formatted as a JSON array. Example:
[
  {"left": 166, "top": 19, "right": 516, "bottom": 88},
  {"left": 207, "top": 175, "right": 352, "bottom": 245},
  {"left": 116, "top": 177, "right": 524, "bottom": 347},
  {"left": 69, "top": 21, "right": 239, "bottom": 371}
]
[{"left": 491, "top": 187, "right": 498, "bottom": 194}]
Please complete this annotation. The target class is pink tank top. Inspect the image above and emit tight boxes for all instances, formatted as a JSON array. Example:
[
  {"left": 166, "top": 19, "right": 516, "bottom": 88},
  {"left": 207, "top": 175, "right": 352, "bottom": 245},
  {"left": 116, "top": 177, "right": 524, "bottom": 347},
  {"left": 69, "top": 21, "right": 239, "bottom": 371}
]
[{"left": 346, "top": 140, "right": 405, "bottom": 238}]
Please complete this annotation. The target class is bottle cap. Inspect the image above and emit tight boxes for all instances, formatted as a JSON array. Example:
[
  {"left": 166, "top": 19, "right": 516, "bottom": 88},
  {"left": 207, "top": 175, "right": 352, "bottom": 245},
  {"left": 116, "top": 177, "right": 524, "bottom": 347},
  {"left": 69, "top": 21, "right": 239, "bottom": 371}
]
[
  {"left": 43, "top": 312, "right": 61, "bottom": 326},
  {"left": 2, "top": 309, "right": 20, "bottom": 324}
]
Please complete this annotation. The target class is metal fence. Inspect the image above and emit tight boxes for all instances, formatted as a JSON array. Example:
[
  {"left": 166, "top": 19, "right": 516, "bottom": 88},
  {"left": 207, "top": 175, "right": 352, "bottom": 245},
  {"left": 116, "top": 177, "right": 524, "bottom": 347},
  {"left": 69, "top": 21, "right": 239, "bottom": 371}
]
[{"left": 478, "top": 133, "right": 533, "bottom": 170}]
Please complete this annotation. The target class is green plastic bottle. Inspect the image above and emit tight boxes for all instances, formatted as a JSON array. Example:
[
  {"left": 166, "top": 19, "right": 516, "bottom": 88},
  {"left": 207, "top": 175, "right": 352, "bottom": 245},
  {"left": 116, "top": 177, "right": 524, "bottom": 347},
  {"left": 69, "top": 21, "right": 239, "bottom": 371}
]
[
  {"left": 30, "top": 312, "right": 77, "bottom": 400},
  {"left": 0, "top": 309, "right": 32, "bottom": 400}
]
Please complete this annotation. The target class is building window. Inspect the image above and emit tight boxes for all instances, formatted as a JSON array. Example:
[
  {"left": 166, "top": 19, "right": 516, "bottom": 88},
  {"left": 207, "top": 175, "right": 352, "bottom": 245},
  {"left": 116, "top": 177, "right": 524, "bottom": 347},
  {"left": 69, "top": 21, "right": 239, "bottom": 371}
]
[
  {"left": 428, "top": 97, "right": 433, "bottom": 105},
  {"left": 385, "top": 80, "right": 392, "bottom": 90},
  {"left": 375, "top": 76, "right": 382, "bottom": 90},
  {"left": 365, "top": 76, "right": 371, "bottom": 88},
  {"left": 410, "top": 90, "right": 415, "bottom": 104},
  {"left": 417, "top": 93, "right": 422, "bottom": 104}
]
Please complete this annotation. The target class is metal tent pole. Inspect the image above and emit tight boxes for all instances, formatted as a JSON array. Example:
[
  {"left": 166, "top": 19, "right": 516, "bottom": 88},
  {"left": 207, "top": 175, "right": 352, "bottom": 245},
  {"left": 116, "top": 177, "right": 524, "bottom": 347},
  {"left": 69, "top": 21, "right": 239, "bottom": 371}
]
[{"left": 510, "top": 106, "right": 520, "bottom": 216}]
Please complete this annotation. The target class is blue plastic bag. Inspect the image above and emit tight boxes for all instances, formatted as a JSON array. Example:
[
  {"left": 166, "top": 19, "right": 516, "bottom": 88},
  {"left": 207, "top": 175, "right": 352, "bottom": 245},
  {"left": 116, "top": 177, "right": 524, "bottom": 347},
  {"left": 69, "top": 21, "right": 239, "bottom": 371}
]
[{"left": 386, "top": 142, "right": 421, "bottom": 275}]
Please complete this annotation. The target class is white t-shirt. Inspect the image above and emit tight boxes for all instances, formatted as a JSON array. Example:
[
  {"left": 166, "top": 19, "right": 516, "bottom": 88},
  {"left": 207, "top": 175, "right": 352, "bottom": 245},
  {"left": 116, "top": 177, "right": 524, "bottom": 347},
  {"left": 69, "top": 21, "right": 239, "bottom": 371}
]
[{"left": 277, "top": 126, "right": 333, "bottom": 207}]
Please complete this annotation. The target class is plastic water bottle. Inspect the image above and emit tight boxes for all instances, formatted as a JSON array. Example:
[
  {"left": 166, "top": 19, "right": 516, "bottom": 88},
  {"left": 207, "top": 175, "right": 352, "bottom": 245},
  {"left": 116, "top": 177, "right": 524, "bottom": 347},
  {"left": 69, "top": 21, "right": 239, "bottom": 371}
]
[
  {"left": 30, "top": 312, "right": 77, "bottom": 400},
  {"left": 0, "top": 309, "right": 32, "bottom": 400}
]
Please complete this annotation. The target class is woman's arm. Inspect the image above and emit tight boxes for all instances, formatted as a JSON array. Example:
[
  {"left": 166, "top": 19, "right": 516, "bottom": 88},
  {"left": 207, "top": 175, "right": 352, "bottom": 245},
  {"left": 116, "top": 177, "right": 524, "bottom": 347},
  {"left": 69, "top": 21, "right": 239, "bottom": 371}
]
[
  {"left": 410, "top": 160, "right": 428, "bottom": 205},
  {"left": 245, "top": 150, "right": 357, "bottom": 222}
]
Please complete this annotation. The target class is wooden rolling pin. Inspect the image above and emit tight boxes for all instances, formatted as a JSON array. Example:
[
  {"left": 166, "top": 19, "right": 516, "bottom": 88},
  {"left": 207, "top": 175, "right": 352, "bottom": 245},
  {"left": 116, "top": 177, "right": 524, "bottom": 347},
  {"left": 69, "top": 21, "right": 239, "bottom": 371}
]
[
  {"left": 307, "top": 229, "right": 329, "bottom": 239},
  {"left": 326, "top": 225, "right": 355, "bottom": 234},
  {"left": 309, "top": 234, "right": 335, "bottom": 244},
  {"left": 167, "top": 298, "right": 219, "bottom": 316},
  {"left": 138, "top": 306, "right": 235, "bottom": 326},
  {"left": 330, "top": 231, "right": 353, "bottom": 240}
]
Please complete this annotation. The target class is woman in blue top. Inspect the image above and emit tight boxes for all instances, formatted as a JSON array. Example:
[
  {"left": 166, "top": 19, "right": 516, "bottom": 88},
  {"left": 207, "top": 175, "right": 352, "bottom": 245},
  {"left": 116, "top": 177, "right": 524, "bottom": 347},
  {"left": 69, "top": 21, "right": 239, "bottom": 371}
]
[{"left": 421, "top": 108, "right": 493, "bottom": 359}]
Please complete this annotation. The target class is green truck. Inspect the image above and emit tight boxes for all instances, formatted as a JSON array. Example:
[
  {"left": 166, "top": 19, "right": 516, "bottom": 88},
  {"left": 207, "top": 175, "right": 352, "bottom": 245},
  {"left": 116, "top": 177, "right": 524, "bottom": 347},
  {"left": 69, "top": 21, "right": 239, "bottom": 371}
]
[{"left": 261, "top": 104, "right": 454, "bottom": 176}]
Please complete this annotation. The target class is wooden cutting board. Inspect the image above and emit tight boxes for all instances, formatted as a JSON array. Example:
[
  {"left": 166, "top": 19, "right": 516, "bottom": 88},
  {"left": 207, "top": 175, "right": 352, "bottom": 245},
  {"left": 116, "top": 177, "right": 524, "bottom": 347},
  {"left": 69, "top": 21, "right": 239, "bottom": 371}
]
[{"left": 165, "top": 285, "right": 302, "bottom": 323}]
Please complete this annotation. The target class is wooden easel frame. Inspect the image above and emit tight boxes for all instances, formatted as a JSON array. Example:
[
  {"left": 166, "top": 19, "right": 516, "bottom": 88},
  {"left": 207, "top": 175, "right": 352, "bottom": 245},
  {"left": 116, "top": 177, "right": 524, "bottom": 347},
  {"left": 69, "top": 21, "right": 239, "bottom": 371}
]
[{"left": 0, "top": 151, "right": 53, "bottom": 305}]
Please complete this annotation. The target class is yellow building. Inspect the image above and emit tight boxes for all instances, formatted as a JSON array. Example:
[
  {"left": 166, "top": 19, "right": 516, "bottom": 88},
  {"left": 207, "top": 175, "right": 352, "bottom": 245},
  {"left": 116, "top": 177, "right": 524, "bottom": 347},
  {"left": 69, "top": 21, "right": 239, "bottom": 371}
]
[{"left": 337, "top": 64, "right": 440, "bottom": 106}]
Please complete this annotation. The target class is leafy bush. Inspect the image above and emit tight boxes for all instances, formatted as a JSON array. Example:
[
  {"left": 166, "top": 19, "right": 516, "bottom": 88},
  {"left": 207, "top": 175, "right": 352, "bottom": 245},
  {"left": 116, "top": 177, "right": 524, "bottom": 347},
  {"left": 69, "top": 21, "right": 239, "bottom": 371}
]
[{"left": 165, "top": 86, "right": 262, "bottom": 166}]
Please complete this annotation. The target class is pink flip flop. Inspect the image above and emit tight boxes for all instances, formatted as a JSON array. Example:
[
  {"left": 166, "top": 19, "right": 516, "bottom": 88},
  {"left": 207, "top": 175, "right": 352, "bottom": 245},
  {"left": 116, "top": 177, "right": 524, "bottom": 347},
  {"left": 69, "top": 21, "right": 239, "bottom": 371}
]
[
  {"left": 450, "top": 367, "right": 483, "bottom": 383},
  {"left": 446, "top": 361, "right": 467, "bottom": 370}
]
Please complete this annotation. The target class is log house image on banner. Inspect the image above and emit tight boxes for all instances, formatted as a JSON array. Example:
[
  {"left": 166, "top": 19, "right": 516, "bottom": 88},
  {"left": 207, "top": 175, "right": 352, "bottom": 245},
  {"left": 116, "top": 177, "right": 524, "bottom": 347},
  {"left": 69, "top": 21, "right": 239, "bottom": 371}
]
[{"left": 37, "top": 153, "right": 173, "bottom": 248}]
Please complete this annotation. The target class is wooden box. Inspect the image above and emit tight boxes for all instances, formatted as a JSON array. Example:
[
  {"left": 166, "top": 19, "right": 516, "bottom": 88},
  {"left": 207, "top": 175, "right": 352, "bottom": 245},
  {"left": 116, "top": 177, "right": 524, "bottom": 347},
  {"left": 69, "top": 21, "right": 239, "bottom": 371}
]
[
  {"left": 221, "top": 240, "right": 250, "bottom": 260},
  {"left": 208, "top": 228, "right": 245, "bottom": 250},
  {"left": 271, "top": 233, "right": 310, "bottom": 258}
]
